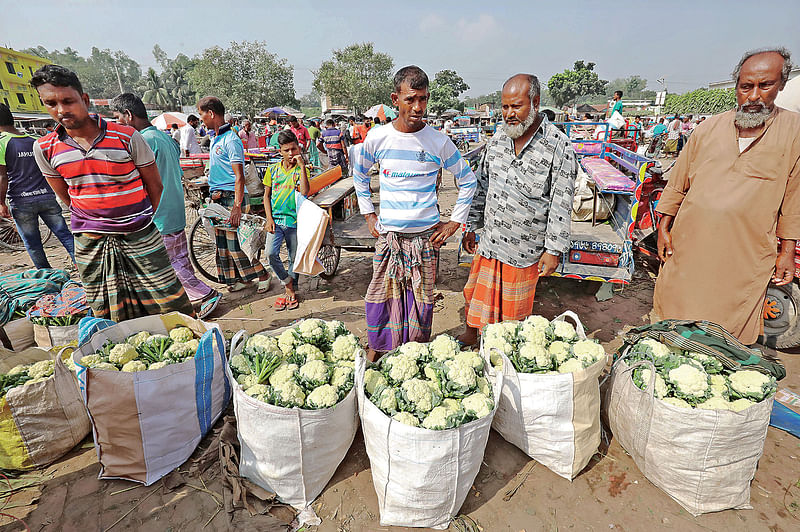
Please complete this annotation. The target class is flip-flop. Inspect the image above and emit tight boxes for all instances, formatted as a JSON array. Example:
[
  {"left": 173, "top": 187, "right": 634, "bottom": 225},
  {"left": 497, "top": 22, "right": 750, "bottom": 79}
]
[
  {"left": 274, "top": 296, "right": 287, "bottom": 311},
  {"left": 286, "top": 296, "right": 299, "bottom": 310},
  {"left": 228, "top": 281, "right": 250, "bottom": 292},
  {"left": 257, "top": 278, "right": 272, "bottom": 294},
  {"left": 197, "top": 292, "right": 221, "bottom": 319}
]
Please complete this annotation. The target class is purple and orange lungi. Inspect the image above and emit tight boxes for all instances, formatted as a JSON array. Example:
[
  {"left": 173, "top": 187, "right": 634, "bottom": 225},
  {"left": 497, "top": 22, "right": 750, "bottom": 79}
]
[
  {"left": 162, "top": 230, "right": 214, "bottom": 302},
  {"left": 365, "top": 230, "right": 436, "bottom": 351}
]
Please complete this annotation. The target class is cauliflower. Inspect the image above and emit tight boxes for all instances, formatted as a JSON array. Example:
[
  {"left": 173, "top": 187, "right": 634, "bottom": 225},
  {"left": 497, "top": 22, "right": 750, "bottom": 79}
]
[
  {"left": 557, "top": 358, "right": 585, "bottom": 374},
  {"left": 24, "top": 377, "right": 50, "bottom": 386},
  {"left": 364, "top": 368, "right": 388, "bottom": 395},
  {"left": 549, "top": 320, "right": 577, "bottom": 342},
  {"left": 483, "top": 336, "right": 514, "bottom": 360},
  {"left": 429, "top": 335, "right": 459, "bottom": 361},
  {"left": 298, "top": 359, "right": 331, "bottom": 389},
  {"left": 573, "top": 339, "right": 605, "bottom": 367},
  {"left": 686, "top": 352, "right": 723, "bottom": 374},
  {"left": 27, "top": 360, "right": 54, "bottom": 379},
  {"left": 237, "top": 374, "right": 260, "bottom": 388},
  {"left": 92, "top": 362, "right": 119, "bottom": 371},
  {"left": 667, "top": 364, "right": 709, "bottom": 403},
  {"left": 519, "top": 325, "right": 547, "bottom": 346},
  {"left": 79, "top": 353, "right": 104, "bottom": 367},
  {"left": 7, "top": 365, "right": 27, "bottom": 375},
  {"left": 108, "top": 343, "right": 138, "bottom": 365},
  {"left": 660, "top": 396, "right": 692, "bottom": 409},
  {"left": 335, "top": 360, "right": 355, "bottom": 369},
  {"left": 121, "top": 360, "right": 147, "bottom": 372},
  {"left": 524, "top": 315, "right": 550, "bottom": 330},
  {"left": 729, "top": 398, "right": 756, "bottom": 412},
  {"left": 185, "top": 339, "right": 200, "bottom": 352},
  {"left": 476, "top": 376, "right": 492, "bottom": 397},
  {"left": 709, "top": 374, "right": 728, "bottom": 398},
  {"left": 441, "top": 398, "right": 462, "bottom": 413},
  {"left": 437, "top": 358, "right": 477, "bottom": 397},
  {"left": 384, "top": 355, "right": 419, "bottom": 384},
  {"left": 148, "top": 361, "right": 171, "bottom": 371},
  {"left": 324, "top": 320, "right": 348, "bottom": 343},
  {"left": 229, "top": 354, "right": 252, "bottom": 375},
  {"left": 273, "top": 381, "right": 306, "bottom": 408},
  {"left": 517, "top": 342, "right": 552, "bottom": 372},
  {"left": 296, "top": 344, "right": 325, "bottom": 362},
  {"left": 142, "top": 334, "right": 170, "bottom": 347},
  {"left": 454, "top": 351, "right": 483, "bottom": 371},
  {"left": 330, "top": 365, "right": 354, "bottom": 390},
  {"left": 306, "top": 384, "right": 340, "bottom": 409},
  {"left": 169, "top": 326, "right": 194, "bottom": 343},
  {"left": 330, "top": 334, "right": 360, "bottom": 361},
  {"left": 126, "top": 331, "right": 151, "bottom": 348},
  {"left": 370, "top": 385, "right": 398, "bottom": 414},
  {"left": 165, "top": 342, "right": 195, "bottom": 361},
  {"left": 297, "top": 318, "right": 326, "bottom": 345},
  {"left": 548, "top": 341, "right": 572, "bottom": 364},
  {"left": 728, "top": 370, "right": 776, "bottom": 402},
  {"left": 633, "top": 368, "right": 669, "bottom": 399},
  {"left": 398, "top": 342, "right": 430, "bottom": 361},
  {"left": 246, "top": 334, "right": 280, "bottom": 353},
  {"left": 392, "top": 411, "right": 420, "bottom": 427},
  {"left": 462, "top": 392, "right": 493, "bottom": 419},
  {"left": 269, "top": 363, "right": 298, "bottom": 387},
  {"left": 422, "top": 405, "right": 458, "bottom": 430},
  {"left": 637, "top": 338, "right": 671, "bottom": 359},
  {"left": 697, "top": 397, "right": 731, "bottom": 411},
  {"left": 278, "top": 329, "right": 300, "bottom": 354},
  {"left": 485, "top": 321, "right": 519, "bottom": 340},
  {"left": 400, "top": 378, "right": 442, "bottom": 414},
  {"left": 245, "top": 383, "right": 270, "bottom": 398}
]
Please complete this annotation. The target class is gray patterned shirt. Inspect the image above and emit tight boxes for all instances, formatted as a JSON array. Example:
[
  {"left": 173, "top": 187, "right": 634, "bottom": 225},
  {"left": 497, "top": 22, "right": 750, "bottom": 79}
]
[{"left": 466, "top": 117, "right": 577, "bottom": 268}]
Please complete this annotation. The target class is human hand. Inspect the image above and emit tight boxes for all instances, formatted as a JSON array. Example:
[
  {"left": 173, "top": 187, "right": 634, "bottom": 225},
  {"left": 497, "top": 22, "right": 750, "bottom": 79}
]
[
  {"left": 657, "top": 219, "right": 674, "bottom": 262},
  {"left": 365, "top": 213, "right": 380, "bottom": 238},
  {"left": 773, "top": 245, "right": 796, "bottom": 286},
  {"left": 0, "top": 204, "right": 9, "bottom": 218},
  {"left": 264, "top": 217, "right": 276, "bottom": 234},
  {"left": 429, "top": 220, "right": 461, "bottom": 249},
  {"left": 228, "top": 204, "right": 242, "bottom": 228},
  {"left": 292, "top": 154, "right": 304, "bottom": 167},
  {"left": 462, "top": 231, "right": 477, "bottom": 254},
  {"left": 538, "top": 252, "right": 560, "bottom": 276}
]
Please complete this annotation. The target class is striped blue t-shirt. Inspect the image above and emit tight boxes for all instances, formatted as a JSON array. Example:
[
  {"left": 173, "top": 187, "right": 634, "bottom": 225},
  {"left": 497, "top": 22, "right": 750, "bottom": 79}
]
[{"left": 352, "top": 124, "right": 476, "bottom": 233}]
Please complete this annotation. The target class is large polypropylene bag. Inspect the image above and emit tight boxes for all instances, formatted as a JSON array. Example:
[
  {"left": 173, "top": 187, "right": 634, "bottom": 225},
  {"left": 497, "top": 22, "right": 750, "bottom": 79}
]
[
  {"left": 356, "top": 356, "right": 504, "bottom": 529},
  {"left": 73, "top": 312, "right": 230, "bottom": 485},
  {"left": 482, "top": 311, "right": 608, "bottom": 480},
  {"left": 0, "top": 347, "right": 91, "bottom": 470},
  {"left": 228, "top": 332, "right": 359, "bottom": 509},
  {"left": 605, "top": 356, "right": 773, "bottom": 516}
]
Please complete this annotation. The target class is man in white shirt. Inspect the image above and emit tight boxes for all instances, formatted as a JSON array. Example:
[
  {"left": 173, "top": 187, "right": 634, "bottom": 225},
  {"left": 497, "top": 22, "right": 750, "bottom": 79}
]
[
  {"left": 180, "top": 115, "right": 201, "bottom": 156},
  {"left": 170, "top": 123, "right": 181, "bottom": 143}
]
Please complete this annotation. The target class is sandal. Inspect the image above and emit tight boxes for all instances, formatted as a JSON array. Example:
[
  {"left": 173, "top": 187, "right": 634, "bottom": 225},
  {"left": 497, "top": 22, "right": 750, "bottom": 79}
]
[
  {"left": 228, "top": 281, "right": 251, "bottom": 293},
  {"left": 286, "top": 296, "right": 299, "bottom": 310},
  {"left": 197, "top": 291, "right": 221, "bottom": 319},
  {"left": 257, "top": 278, "right": 272, "bottom": 294},
  {"left": 274, "top": 296, "right": 287, "bottom": 311}
]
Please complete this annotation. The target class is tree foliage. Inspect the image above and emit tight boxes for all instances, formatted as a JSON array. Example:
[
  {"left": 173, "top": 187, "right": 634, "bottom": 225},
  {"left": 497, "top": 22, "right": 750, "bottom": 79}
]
[
  {"left": 188, "top": 41, "right": 297, "bottom": 116},
  {"left": 664, "top": 88, "right": 736, "bottom": 115},
  {"left": 428, "top": 70, "right": 469, "bottom": 115},
  {"left": 547, "top": 60, "right": 607, "bottom": 108},
  {"left": 313, "top": 43, "right": 394, "bottom": 115},
  {"left": 140, "top": 67, "right": 173, "bottom": 109}
]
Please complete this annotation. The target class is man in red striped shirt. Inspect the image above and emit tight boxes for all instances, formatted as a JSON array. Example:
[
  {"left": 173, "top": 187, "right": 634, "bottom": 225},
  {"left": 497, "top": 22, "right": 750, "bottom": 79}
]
[{"left": 31, "top": 65, "right": 193, "bottom": 321}]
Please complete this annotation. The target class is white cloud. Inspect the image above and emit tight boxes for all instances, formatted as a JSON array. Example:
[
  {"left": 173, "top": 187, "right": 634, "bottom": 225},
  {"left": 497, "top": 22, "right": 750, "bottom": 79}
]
[
  {"left": 455, "top": 13, "right": 499, "bottom": 41},
  {"left": 419, "top": 13, "right": 446, "bottom": 32}
]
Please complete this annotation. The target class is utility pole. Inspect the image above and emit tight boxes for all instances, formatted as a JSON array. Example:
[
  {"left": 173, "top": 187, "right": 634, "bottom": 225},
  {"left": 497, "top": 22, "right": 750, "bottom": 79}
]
[{"left": 113, "top": 62, "right": 124, "bottom": 94}]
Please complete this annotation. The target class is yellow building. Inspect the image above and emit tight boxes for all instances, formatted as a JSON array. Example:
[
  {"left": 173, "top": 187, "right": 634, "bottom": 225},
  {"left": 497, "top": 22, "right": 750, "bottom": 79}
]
[{"left": 0, "top": 47, "right": 52, "bottom": 115}]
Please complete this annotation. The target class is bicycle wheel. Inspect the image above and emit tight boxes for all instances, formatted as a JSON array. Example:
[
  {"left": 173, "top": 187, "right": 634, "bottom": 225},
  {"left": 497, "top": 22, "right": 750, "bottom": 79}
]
[
  {"left": 317, "top": 244, "right": 341, "bottom": 280},
  {"left": 188, "top": 218, "right": 221, "bottom": 283},
  {"left": 39, "top": 220, "right": 53, "bottom": 246},
  {"left": 0, "top": 218, "right": 25, "bottom": 251}
]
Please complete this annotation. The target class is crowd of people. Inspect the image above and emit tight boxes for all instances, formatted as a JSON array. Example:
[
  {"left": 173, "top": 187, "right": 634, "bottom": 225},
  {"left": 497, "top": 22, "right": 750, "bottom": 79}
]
[{"left": 0, "top": 46, "right": 796, "bottom": 362}]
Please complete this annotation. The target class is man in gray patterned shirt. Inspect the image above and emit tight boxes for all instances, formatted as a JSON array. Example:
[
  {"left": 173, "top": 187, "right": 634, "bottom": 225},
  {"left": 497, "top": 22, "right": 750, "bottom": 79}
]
[{"left": 458, "top": 73, "right": 578, "bottom": 346}]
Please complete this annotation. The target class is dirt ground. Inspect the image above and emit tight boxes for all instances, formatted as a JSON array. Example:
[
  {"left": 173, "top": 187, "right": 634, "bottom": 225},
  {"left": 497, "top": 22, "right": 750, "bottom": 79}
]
[{"left": 1, "top": 178, "right": 799, "bottom": 531}]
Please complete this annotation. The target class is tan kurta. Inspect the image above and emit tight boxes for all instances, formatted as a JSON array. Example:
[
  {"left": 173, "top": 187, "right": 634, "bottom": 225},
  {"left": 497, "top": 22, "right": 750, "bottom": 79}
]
[{"left": 654, "top": 108, "right": 800, "bottom": 344}]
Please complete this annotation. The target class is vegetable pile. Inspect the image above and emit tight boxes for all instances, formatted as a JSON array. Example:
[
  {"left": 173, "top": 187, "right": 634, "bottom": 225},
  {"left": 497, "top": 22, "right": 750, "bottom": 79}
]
[
  {"left": 75, "top": 326, "right": 201, "bottom": 372},
  {"left": 228, "top": 319, "right": 362, "bottom": 410},
  {"left": 364, "top": 334, "right": 494, "bottom": 430},
  {"left": 0, "top": 359, "right": 55, "bottom": 397},
  {"left": 29, "top": 314, "right": 86, "bottom": 327},
  {"left": 483, "top": 316, "right": 606, "bottom": 374},
  {"left": 626, "top": 338, "right": 778, "bottom": 411}
]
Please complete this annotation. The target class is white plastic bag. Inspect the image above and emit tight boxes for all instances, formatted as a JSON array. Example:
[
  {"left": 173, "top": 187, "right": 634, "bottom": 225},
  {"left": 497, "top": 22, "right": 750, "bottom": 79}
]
[
  {"left": 483, "top": 311, "right": 608, "bottom": 480},
  {"left": 608, "top": 111, "right": 625, "bottom": 129},
  {"left": 356, "top": 356, "right": 504, "bottom": 529}
]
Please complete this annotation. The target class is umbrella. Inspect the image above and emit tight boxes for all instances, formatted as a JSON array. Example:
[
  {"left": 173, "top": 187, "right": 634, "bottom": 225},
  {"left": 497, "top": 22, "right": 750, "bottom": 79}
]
[
  {"left": 151, "top": 112, "right": 189, "bottom": 130},
  {"left": 440, "top": 108, "right": 460, "bottom": 118},
  {"left": 261, "top": 107, "right": 287, "bottom": 116},
  {"left": 364, "top": 104, "right": 397, "bottom": 121}
]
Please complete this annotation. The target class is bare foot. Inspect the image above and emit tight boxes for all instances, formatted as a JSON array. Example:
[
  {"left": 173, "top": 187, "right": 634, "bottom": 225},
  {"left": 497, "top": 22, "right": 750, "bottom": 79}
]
[
  {"left": 457, "top": 326, "right": 479, "bottom": 347},
  {"left": 366, "top": 348, "right": 381, "bottom": 362}
]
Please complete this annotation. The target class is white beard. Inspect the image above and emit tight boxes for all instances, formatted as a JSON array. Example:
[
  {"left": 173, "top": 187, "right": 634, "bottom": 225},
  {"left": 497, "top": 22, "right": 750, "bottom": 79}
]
[
  {"left": 503, "top": 110, "right": 538, "bottom": 139},
  {"left": 734, "top": 101, "right": 772, "bottom": 129}
]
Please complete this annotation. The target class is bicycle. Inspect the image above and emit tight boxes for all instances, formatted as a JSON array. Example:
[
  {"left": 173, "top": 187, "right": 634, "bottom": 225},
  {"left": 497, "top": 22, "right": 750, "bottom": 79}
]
[{"left": 0, "top": 216, "right": 53, "bottom": 252}]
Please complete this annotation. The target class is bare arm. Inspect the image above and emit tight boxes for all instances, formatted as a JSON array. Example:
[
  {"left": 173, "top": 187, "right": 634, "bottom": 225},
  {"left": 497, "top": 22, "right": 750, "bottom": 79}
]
[
  {"left": 138, "top": 163, "right": 163, "bottom": 212},
  {"left": 296, "top": 156, "right": 310, "bottom": 196},
  {"left": 229, "top": 162, "right": 246, "bottom": 227},
  {"left": 774, "top": 239, "right": 796, "bottom": 286},
  {"left": 0, "top": 165, "right": 9, "bottom": 217},
  {"left": 262, "top": 186, "right": 275, "bottom": 233},
  {"left": 44, "top": 176, "right": 70, "bottom": 207}
]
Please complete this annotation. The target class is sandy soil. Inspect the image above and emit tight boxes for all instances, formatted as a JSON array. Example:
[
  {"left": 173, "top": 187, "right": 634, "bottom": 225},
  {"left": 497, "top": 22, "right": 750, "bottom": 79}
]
[{"left": 0, "top": 176, "right": 799, "bottom": 532}]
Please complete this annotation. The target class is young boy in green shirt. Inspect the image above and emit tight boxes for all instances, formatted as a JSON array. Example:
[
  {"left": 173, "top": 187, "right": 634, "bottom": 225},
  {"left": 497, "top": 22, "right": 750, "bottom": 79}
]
[{"left": 263, "top": 130, "right": 310, "bottom": 310}]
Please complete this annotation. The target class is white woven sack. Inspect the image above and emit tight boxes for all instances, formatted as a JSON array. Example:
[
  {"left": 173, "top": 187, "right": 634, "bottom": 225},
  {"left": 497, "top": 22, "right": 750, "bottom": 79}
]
[
  {"left": 483, "top": 310, "right": 607, "bottom": 480},
  {"left": 355, "top": 355, "right": 504, "bottom": 529},
  {"left": 229, "top": 332, "right": 359, "bottom": 509},
  {"left": 606, "top": 357, "right": 773, "bottom": 516}
]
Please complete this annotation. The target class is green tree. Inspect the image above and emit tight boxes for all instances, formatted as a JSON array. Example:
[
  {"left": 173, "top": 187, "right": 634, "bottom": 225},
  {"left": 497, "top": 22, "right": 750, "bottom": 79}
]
[
  {"left": 313, "top": 43, "right": 394, "bottom": 115},
  {"left": 547, "top": 60, "right": 607, "bottom": 108},
  {"left": 433, "top": 70, "right": 469, "bottom": 96},
  {"left": 141, "top": 67, "right": 173, "bottom": 109},
  {"left": 428, "top": 69, "right": 470, "bottom": 115},
  {"left": 188, "top": 41, "right": 297, "bottom": 117}
]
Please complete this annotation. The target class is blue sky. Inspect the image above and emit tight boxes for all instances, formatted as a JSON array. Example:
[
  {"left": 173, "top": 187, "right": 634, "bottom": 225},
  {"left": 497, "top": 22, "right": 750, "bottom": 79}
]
[{"left": 2, "top": 0, "right": 799, "bottom": 97}]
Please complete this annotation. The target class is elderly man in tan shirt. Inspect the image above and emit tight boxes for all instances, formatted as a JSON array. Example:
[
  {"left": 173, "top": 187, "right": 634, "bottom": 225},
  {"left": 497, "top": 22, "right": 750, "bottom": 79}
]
[{"left": 654, "top": 47, "right": 800, "bottom": 345}]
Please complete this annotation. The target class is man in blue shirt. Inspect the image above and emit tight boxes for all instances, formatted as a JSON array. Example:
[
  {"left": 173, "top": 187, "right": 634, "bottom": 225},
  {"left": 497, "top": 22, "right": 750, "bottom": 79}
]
[
  {"left": 110, "top": 93, "right": 221, "bottom": 318},
  {"left": 0, "top": 104, "right": 74, "bottom": 269},
  {"left": 198, "top": 96, "right": 270, "bottom": 293}
]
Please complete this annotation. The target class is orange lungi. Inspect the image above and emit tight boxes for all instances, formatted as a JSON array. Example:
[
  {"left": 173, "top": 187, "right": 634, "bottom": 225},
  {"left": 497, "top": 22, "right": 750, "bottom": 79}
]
[{"left": 463, "top": 254, "right": 540, "bottom": 330}]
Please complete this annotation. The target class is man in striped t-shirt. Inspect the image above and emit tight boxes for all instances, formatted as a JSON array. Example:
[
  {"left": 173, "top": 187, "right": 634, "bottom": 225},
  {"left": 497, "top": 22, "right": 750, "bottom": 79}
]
[
  {"left": 31, "top": 65, "right": 193, "bottom": 321},
  {"left": 353, "top": 65, "right": 477, "bottom": 357}
]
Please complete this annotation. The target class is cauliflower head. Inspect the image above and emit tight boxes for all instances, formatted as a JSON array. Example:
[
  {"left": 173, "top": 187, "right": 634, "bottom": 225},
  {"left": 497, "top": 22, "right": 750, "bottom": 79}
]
[
  {"left": 660, "top": 396, "right": 692, "bottom": 409},
  {"left": 27, "top": 360, "right": 55, "bottom": 379},
  {"left": 728, "top": 370, "right": 776, "bottom": 402},
  {"left": 7, "top": 364, "right": 27, "bottom": 375},
  {"left": 686, "top": 352, "right": 723, "bottom": 374},
  {"left": 273, "top": 381, "right": 306, "bottom": 408},
  {"left": 330, "top": 334, "right": 360, "bottom": 362},
  {"left": 246, "top": 334, "right": 280, "bottom": 354},
  {"left": 392, "top": 411, "right": 420, "bottom": 427},
  {"left": 558, "top": 358, "right": 585, "bottom": 374},
  {"left": 121, "top": 360, "right": 147, "bottom": 372},
  {"left": 306, "top": 384, "right": 340, "bottom": 409},
  {"left": 398, "top": 342, "right": 430, "bottom": 361},
  {"left": 523, "top": 315, "right": 550, "bottom": 331},
  {"left": 185, "top": 339, "right": 200, "bottom": 352},
  {"left": 370, "top": 385, "right": 398, "bottom": 414},
  {"left": 126, "top": 331, "right": 151, "bottom": 348},
  {"left": 483, "top": 336, "right": 514, "bottom": 360},
  {"left": 237, "top": 374, "right": 260, "bottom": 389},
  {"left": 148, "top": 360, "right": 171, "bottom": 371},
  {"left": 697, "top": 397, "right": 731, "bottom": 411},
  {"left": 169, "top": 327, "right": 194, "bottom": 343},
  {"left": 476, "top": 376, "right": 492, "bottom": 397},
  {"left": 442, "top": 358, "right": 477, "bottom": 394},
  {"left": 229, "top": 354, "right": 252, "bottom": 375},
  {"left": 638, "top": 338, "right": 671, "bottom": 359},
  {"left": 573, "top": 339, "right": 605, "bottom": 366},
  {"left": 519, "top": 325, "right": 547, "bottom": 346},
  {"left": 548, "top": 341, "right": 573, "bottom": 364},
  {"left": 324, "top": 320, "right": 348, "bottom": 343},
  {"left": 633, "top": 368, "right": 669, "bottom": 399},
  {"left": 518, "top": 342, "right": 552, "bottom": 372},
  {"left": 93, "top": 362, "right": 119, "bottom": 371},
  {"left": 384, "top": 355, "right": 419, "bottom": 384},
  {"left": 296, "top": 344, "right": 325, "bottom": 362},
  {"left": 165, "top": 342, "right": 195, "bottom": 361},
  {"left": 667, "top": 364, "right": 709, "bottom": 401},
  {"left": 245, "top": 383, "right": 270, "bottom": 398},
  {"left": 269, "top": 363, "right": 298, "bottom": 387},
  {"left": 79, "top": 354, "right": 104, "bottom": 367},
  {"left": 364, "top": 368, "right": 388, "bottom": 395},
  {"left": 108, "top": 343, "right": 138, "bottom": 365},
  {"left": 330, "top": 365, "right": 354, "bottom": 390},
  {"left": 422, "top": 405, "right": 458, "bottom": 430},
  {"left": 278, "top": 329, "right": 301, "bottom": 354},
  {"left": 297, "top": 318, "right": 326, "bottom": 344},
  {"left": 429, "top": 335, "right": 459, "bottom": 361},
  {"left": 729, "top": 398, "right": 756, "bottom": 412},
  {"left": 400, "top": 378, "right": 441, "bottom": 414},
  {"left": 462, "top": 392, "right": 493, "bottom": 419},
  {"left": 298, "top": 359, "right": 331, "bottom": 388},
  {"left": 454, "top": 351, "right": 483, "bottom": 371},
  {"left": 550, "top": 320, "right": 577, "bottom": 342}
]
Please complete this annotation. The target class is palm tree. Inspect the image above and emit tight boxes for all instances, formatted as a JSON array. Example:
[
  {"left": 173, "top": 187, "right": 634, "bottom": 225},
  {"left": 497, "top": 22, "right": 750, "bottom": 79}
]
[{"left": 141, "top": 68, "right": 174, "bottom": 109}]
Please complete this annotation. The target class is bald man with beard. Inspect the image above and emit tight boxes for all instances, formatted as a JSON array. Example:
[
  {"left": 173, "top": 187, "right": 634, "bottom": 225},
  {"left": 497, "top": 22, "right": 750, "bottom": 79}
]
[{"left": 654, "top": 47, "right": 800, "bottom": 345}]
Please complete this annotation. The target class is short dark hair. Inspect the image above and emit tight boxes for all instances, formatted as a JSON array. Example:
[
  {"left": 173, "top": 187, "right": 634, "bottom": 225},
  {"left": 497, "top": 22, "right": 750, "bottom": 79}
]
[
  {"left": 109, "top": 93, "right": 148, "bottom": 119},
  {"left": 614, "top": 90, "right": 623, "bottom": 98},
  {"left": 187, "top": 114, "right": 198, "bottom": 122},
  {"left": 0, "top": 103, "right": 13, "bottom": 126},
  {"left": 288, "top": 115, "right": 298, "bottom": 123},
  {"left": 197, "top": 96, "right": 225, "bottom": 115},
  {"left": 373, "top": 117, "right": 381, "bottom": 124},
  {"left": 393, "top": 65, "right": 429, "bottom": 93},
  {"left": 30, "top": 64, "right": 83, "bottom": 94},
  {"left": 325, "top": 119, "right": 335, "bottom": 126},
  {"left": 171, "top": 123, "right": 178, "bottom": 129},
  {"left": 277, "top": 130, "right": 298, "bottom": 146}
]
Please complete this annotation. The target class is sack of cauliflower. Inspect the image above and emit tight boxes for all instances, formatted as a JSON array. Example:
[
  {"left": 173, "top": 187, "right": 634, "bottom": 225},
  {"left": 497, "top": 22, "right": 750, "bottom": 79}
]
[
  {"left": 72, "top": 313, "right": 229, "bottom": 485},
  {"left": 227, "top": 318, "right": 361, "bottom": 509},
  {"left": 480, "top": 311, "right": 608, "bottom": 480},
  {"left": 356, "top": 334, "right": 503, "bottom": 529},
  {"left": 606, "top": 327, "right": 780, "bottom": 515},
  {"left": 0, "top": 346, "right": 91, "bottom": 470}
]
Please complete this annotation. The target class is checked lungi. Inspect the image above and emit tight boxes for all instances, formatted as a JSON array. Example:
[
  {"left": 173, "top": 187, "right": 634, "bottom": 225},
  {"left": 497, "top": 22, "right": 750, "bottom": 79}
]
[
  {"left": 210, "top": 194, "right": 268, "bottom": 287},
  {"left": 463, "top": 254, "right": 539, "bottom": 331},
  {"left": 365, "top": 230, "right": 436, "bottom": 351},
  {"left": 74, "top": 223, "right": 194, "bottom": 322}
]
